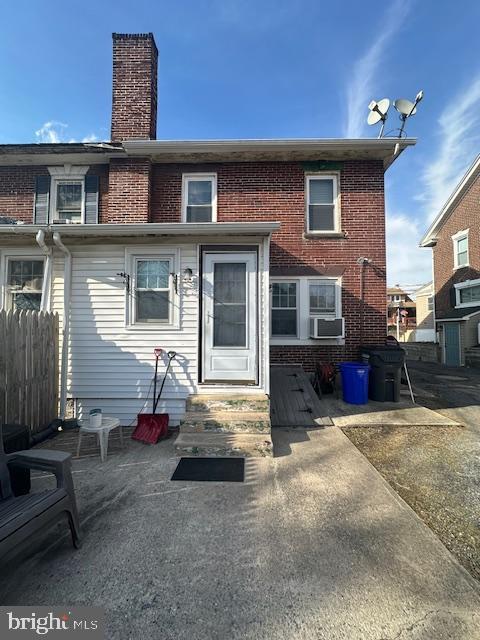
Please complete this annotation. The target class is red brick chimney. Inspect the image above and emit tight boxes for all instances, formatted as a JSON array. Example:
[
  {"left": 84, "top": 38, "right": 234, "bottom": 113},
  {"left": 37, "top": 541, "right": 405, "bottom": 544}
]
[{"left": 111, "top": 33, "right": 158, "bottom": 141}]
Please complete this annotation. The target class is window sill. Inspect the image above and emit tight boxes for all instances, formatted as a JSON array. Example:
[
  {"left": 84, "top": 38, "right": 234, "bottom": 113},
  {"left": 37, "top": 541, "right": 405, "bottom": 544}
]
[
  {"left": 304, "top": 231, "right": 345, "bottom": 239},
  {"left": 125, "top": 323, "right": 180, "bottom": 332},
  {"left": 453, "top": 264, "right": 470, "bottom": 271},
  {"left": 271, "top": 338, "right": 345, "bottom": 346}
]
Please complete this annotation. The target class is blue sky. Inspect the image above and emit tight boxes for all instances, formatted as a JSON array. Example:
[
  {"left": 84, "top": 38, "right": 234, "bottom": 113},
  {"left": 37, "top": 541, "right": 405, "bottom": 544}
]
[{"left": 1, "top": 0, "right": 480, "bottom": 287}]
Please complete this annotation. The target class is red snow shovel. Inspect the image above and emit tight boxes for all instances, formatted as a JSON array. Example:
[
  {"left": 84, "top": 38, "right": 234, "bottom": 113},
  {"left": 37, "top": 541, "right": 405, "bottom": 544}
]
[{"left": 132, "top": 349, "right": 177, "bottom": 445}]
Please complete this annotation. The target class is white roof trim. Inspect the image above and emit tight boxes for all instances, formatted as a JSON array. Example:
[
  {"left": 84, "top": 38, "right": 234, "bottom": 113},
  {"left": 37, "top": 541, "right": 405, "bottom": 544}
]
[
  {"left": 420, "top": 154, "right": 480, "bottom": 247},
  {"left": 436, "top": 309, "right": 480, "bottom": 322},
  {"left": 0, "top": 222, "right": 281, "bottom": 237}
]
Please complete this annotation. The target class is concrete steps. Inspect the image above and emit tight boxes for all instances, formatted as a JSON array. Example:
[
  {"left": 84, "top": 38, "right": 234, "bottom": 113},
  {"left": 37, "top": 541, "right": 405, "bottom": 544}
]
[
  {"left": 174, "top": 393, "right": 272, "bottom": 457},
  {"left": 174, "top": 432, "right": 273, "bottom": 458}
]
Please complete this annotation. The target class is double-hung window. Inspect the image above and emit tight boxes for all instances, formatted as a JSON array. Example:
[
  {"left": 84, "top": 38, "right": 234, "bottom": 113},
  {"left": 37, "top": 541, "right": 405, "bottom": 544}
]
[
  {"left": 54, "top": 181, "right": 83, "bottom": 223},
  {"left": 306, "top": 174, "right": 340, "bottom": 233},
  {"left": 427, "top": 296, "right": 434, "bottom": 311},
  {"left": 47, "top": 165, "right": 90, "bottom": 224},
  {"left": 6, "top": 259, "right": 44, "bottom": 311},
  {"left": 271, "top": 282, "right": 298, "bottom": 337},
  {"left": 182, "top": 174, "right": 217, "bottom": 222},
  {"left": 452, "top": 230, "right": 469, "bottom": 269},
  {"left": 126, "top": 249, "right": 179, "bottom": 329}
]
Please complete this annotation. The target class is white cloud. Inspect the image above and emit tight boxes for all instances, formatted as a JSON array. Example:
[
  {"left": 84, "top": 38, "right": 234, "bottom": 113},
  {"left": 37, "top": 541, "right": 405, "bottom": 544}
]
[
  {"left": 35, "top": 121, "right": 68, "bottom": 143},
  {"left": 35, "top": 121, "right": 99, "bottom": 144},
  {"left": 386, "top": 211, "right": 432, "bottom": 286},
  {"left": 420, "top": 75, "right": 480, "bottom": 220},
  {"left": 344, "top": 0, "right": 411, "bottom": 138}
]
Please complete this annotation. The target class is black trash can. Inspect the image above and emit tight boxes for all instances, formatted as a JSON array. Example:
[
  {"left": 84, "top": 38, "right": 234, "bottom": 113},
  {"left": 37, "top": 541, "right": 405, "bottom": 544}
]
[
  {"left": 361, "top": 346, "right": 405, "bottom": 402},
  {"left": 2, "top": 424, "right": 31, "bottom": 496}
]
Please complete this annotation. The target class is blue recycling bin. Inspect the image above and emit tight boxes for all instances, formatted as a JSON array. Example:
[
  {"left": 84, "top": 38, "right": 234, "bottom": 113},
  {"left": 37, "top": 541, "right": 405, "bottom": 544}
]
[{"left": 339, "top": 362, "right": 371, "bottom": 405}]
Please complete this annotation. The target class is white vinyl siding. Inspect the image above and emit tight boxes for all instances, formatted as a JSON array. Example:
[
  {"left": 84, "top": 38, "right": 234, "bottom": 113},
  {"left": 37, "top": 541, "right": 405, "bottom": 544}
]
[{"left": 45, "top": 238, "right": 269, "bottom": 426}]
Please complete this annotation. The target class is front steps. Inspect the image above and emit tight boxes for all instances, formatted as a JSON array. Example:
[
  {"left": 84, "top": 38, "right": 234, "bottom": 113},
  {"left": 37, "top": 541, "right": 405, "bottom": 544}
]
[{"left": 174, "top": 394, "right": 273, "bottom": 457}]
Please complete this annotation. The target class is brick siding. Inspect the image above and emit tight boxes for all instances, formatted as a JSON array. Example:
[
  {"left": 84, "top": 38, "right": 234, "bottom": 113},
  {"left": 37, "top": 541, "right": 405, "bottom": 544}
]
[{"left": 432, "top": 173, "right": 480, "bottom": 317}]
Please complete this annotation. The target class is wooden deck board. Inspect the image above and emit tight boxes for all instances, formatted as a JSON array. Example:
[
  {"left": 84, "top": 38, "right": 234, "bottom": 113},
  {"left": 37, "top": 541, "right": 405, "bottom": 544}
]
[{"left": 270, "top": 366, "right": 332, "bottom": 427}]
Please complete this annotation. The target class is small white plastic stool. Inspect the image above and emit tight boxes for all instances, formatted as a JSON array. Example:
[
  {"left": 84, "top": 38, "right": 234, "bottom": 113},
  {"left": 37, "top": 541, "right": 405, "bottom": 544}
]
[{"left": 77, "top": 416, "right": 123, "bottom": 462}]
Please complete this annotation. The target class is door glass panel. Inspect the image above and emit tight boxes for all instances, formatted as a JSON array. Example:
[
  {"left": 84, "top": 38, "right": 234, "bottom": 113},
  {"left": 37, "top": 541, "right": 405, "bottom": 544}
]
[{"left": 213, "top": 262, "right": 247, "bottom": 347}]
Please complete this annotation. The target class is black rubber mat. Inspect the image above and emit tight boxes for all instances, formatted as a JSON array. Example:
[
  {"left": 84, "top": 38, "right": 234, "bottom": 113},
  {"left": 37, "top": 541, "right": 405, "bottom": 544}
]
[{"left": 171, "top": 457, "right": 245, "bottom": 482}]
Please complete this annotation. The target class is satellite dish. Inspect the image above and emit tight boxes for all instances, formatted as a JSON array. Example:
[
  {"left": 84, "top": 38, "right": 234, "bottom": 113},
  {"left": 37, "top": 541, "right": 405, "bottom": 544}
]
[
  {"left": 394, "top": 99, "right": 417, "bottom": 116},
  {"left": 367, "top": 98, "right": 390, "bottom": 137}
]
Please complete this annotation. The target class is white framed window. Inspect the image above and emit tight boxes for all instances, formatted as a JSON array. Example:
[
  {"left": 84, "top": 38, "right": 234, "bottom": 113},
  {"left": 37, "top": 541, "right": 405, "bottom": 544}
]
[
  {"left": 4, "top": 257, "right": 44, "bottom": 311},
  {"left": 125, "top": 248, "right": 179, "bottom": 329},
  {"left": 452, "top": 229, "right": 469, "bottom": 269},
  {"left": 270, "top": 276, "right": 342, "bottom": 343},
  {"left": 48, "top": 165, "right": 89, "bottom": 224},
  {"left": 455, "top": 278, "right": 480, "bottom": 308},
  {"left": 305, "top": 174, "right": 340, "bottom": 234},
  {"left": 182, "top": 173, "right": 217, "bottom": 223},
  {"left": 271, "top": 281, "right": 298, "bottom": 337},
  {"left": 427, "top": 296, "right": 434, "bottom": 311},
  {"left": 309, "top": 281, "right": 336, "bottom": 315}
]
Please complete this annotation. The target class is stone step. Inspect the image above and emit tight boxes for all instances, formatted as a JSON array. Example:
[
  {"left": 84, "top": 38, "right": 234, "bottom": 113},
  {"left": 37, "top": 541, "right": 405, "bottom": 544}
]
[
  {"left": 180, "top": 411, "right": 271, "bottom": 434},
  {"left": 174, "top": 432, "right": 273, "bottom": 458},
  {"left": 186, "top": 394, "right": 269, "bottom": 414}
]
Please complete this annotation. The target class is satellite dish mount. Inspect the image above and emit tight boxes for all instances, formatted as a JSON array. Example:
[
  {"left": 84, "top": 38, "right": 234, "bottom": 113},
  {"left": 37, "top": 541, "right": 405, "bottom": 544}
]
[{"left": 366, "top": 90, "right": 424, "bottom": 138}]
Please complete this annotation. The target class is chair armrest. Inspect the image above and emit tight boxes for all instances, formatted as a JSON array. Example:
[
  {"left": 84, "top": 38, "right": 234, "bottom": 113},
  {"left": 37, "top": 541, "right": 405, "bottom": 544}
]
[{"left": 7, "top": 449, "right": 72, "bottom": 488}]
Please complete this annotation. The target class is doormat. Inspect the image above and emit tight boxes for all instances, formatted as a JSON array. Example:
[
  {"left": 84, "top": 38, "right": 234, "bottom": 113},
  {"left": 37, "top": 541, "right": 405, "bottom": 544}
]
[{"left": 171, "top": 457, "right": 245, "bottom": 482}]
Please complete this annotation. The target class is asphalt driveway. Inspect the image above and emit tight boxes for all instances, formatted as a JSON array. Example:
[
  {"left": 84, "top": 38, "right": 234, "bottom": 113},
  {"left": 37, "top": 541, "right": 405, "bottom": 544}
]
[{"left": 1, "top": 426, "right": 479, "bottom": 639}]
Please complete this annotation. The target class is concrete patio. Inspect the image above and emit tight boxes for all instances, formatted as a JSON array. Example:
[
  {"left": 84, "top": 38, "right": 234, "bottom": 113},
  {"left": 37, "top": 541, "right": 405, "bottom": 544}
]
[{"left": 1, "top": 426, "right": 479, "bottom": 639}]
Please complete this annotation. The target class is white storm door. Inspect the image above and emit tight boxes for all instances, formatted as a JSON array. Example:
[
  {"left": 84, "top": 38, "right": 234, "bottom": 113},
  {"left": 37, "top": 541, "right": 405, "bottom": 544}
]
[{"left": 202, "top": 252, "right": 257, "bottom": 383}]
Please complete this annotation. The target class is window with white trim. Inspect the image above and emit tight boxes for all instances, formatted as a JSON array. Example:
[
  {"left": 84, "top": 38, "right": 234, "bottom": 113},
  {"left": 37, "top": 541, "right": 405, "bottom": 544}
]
[
  {"left": 271, "top": 282, "right": 297, "bottom": 337},
  {"left": 452, "top": 230, "right": 469, "bottom": 268},
  {"left": 48, "top": 165, "right": 89, "bottom": 224},
  {"left": 306, "top": 174, "right": 340, "bottom": 233},
  {"left": 427, "top": 296, "right": 434, "bottom": 311},
  {"left": 182, "top": 174, "right": 217, "bottom": 222},
  {"left": 126, "top": 250, "right": 178, "bottom": 328},
  {"left": 309, "top": 281, "right": 336, "bottom": 315},
  {"left": 270, "top": 276, "right": 342, "bottom": 342},
  {"left": 6, "top": 259, "right": 44, "bottom": 311},
  {"left": 458, "top": 283, "right": 480, "bottom": 306}
]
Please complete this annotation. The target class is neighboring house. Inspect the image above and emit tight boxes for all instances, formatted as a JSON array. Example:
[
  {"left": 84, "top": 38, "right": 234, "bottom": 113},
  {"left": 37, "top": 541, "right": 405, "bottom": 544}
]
[
  {"left": 0, "top": 33, "right": 415, "bottom": 427},
  {"left": 421, "top": 154, "right": 480, "bottom": 366},
  {"left": 414, "top": 282, "right": 435, "bottom": 342},
  {"left": 387, "top": 285, "right": 416, "bottom": 339}
]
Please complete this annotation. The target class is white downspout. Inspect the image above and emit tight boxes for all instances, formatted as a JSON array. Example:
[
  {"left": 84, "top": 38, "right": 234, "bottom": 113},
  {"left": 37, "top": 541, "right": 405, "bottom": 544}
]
[
  {"left": 53, "top": 232, "right": 71, "bottom": 419},
  {"left": 35, "top": 230, "right": 52, "bottom": 311}
]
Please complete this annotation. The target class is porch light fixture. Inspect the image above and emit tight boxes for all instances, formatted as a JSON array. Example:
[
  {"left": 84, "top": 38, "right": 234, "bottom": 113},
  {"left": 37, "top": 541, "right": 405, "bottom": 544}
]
[{"left": 182, "top": 267, "right": 193, "bottom": 282}]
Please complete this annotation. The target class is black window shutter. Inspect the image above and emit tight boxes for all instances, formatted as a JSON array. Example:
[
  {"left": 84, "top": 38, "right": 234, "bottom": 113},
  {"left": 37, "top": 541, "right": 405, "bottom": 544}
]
[
  {"left": 34, "top": 175, "right": 50, "bottom": 224},
  {"left": 449, "top": 287, "right": 457, "bottom": 307},
  {"left": 85, "top": 175, "right": 99, "bottom": 224}
]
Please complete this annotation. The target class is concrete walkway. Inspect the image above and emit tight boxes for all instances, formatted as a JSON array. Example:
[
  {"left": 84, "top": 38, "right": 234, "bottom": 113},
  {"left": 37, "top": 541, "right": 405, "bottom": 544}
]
[{"left": 1, "top": 428, "right": 479, "bottom": 639}]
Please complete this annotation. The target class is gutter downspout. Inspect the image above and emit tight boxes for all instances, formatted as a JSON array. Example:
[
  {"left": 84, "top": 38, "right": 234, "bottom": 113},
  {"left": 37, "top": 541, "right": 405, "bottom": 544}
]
[
  {"left": 35, "top": 230, "right": 52, "bottom": 311},
  {"left": 53, "top": 232, "right": 71, "bottom": 420}
]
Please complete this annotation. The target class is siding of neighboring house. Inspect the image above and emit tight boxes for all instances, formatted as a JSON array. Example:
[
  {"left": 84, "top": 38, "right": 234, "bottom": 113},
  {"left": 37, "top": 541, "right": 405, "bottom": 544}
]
[
  {"left": 414, "top": 284, "right": 435, "bottom": 342},
  {"left": 433, "top": 175, "right": 480, "bottom": 318}
]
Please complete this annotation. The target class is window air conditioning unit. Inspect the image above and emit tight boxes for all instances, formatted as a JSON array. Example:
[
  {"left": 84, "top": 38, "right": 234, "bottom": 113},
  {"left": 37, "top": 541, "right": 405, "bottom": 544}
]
[{"left": 309, "top": 317, "right": 345, "bottom": 339}]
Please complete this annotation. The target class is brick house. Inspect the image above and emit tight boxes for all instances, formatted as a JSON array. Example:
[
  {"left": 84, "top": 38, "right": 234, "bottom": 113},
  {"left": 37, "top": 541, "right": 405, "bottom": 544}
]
[
  {"left": 420, "top": 154, "right": 480, "bottom": 366},
  {"left": 0, "top": 33, "right": 414, "bottom": 451}
]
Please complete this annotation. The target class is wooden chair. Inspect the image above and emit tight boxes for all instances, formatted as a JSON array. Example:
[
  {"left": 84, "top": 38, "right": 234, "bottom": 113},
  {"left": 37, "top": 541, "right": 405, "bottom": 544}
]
[{"left": 0, "top": 427, "right": 81, "bottom": 562}]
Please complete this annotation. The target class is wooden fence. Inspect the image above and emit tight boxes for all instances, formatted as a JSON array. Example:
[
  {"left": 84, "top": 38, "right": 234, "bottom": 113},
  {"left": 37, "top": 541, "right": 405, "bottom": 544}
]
[{"left": 0, "top": 309, "right": 59, "bottom": 434}]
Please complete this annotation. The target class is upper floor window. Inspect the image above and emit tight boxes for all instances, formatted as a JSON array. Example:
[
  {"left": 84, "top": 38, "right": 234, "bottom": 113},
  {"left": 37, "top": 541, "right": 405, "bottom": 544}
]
[
  {"left": 5, "top": 258, "right": 44, "bottom": 311},
  {"left": 182, "top": 174, "right": 217, "bottom": 223},
  {"left": 306, "top": 174, "right": 340, "bottom": 234},
  {"left": 427, "top": 296, "right": 434, "bottom": 311},
  {"left": 34, "top": 166, "right": 98, "bottom": 225},
  {"left": 452, "top": 229, "right": 469, "bottom": 269}
]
